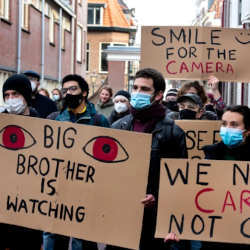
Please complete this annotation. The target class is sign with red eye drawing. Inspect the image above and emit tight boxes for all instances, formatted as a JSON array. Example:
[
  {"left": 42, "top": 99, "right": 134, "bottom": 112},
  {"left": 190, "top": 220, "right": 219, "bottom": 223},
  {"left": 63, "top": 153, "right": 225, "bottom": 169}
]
[
  {"left": 141, "top": 26, "right": 250, "bottom": 82},
  {"left": 0, "top": 113, "right": 152, "bottom": 250},
  {"left": 156, "top": 158, "right": 250, "bottom": 245}
]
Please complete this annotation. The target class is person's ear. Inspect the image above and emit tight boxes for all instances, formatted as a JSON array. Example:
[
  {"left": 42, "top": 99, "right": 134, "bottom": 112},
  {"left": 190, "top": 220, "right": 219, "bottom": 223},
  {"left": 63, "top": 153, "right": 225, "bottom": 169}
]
[
  {"left": 196, "top": 108, "right": 204, "bottom": 119},
  {"left": 243, "top": 129, "right": 250, "bottom": 138},
  {"left": 153, "top": 91, "right": 163, "bottom": 102},
  {"left": 82, "top": 91, "right": 87, "bottom": 98}
]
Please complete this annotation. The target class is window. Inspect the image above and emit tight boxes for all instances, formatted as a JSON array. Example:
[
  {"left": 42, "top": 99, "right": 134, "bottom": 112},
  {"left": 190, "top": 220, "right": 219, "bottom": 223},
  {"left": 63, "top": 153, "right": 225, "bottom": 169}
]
[
  {"left": 238, "top": 0, "right": 242, "bottom": 25},
  {"left": 100, "top": 43, "right": 127, "bottom": 72},
  {"left": 22, "top": 2, "right": 30, "bottom": 30},
  {"left": 61, "top": 17, "right": 66, "bottom": 49},
  {"left": 49, "top": 8, "right": 55, "bottom": 44},
  {"left": 0, "top": 0, "right": 9, "bottom": 20},
  {"left": 86, "top": 43, "right": 90, "bottom": 71},
  {"left": 88, "top": 6, "right": 102, "bottom": 25},
  {"left": 76, "top": 25, "right": 82, "bottom": 62}
]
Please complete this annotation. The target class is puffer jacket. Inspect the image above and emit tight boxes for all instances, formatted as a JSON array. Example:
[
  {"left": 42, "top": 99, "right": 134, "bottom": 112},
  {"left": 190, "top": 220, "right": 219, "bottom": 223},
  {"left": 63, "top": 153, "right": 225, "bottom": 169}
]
[{"left": 56, "top": 101, "right": 110, "bottom": 127}]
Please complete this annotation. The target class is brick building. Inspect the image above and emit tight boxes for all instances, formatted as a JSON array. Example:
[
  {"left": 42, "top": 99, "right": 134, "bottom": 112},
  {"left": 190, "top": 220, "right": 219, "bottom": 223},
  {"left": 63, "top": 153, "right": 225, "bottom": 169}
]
[
  {"left": 0, "top": 0, "right": 87, "bottom": 102},
  {"left": 86, "top": 0, "right": 136, "bottom": 97}
]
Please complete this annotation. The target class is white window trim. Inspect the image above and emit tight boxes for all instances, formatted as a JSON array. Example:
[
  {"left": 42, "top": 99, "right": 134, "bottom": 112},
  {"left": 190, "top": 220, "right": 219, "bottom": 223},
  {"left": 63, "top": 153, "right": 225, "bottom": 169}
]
[
  {"left": 87, "top": 6, "right": 103, "bottom": 26},
  {"left": 0, "top": 0, "right": 10, "bottom": 20},
  {"left": 86, "top": 42, "right": 90, "bottom": 72},
  {"left": 76, "top": 24, "right": 83, "bottom": 62},
  {"left": 99, "top": 42, "right": 127, "bottom": 73}
]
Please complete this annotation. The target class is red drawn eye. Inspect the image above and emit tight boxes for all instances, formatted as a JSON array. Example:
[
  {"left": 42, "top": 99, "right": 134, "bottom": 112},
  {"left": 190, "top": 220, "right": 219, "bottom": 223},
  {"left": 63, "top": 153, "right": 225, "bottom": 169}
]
[
  {"left": 93, "top": 137, "right": 118, "bottom": 162},
  {"left": 83, "top": 136, "right": 129, "bottom": 163},
  {"left": 3, "top": 125, "right": 25, "bottom": 149},
  {"left": 0, "top": 125, "right": 36, "bottom": 150}
]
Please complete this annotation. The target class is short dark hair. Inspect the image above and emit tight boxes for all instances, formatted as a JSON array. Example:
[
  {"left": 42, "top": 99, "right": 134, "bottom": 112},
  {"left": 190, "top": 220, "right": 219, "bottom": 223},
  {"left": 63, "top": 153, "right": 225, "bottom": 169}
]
[
  {"left": 224, "top": 105, "right": 250, "bottom": 130},
  {"left": 23, "top": 70, "right": 40, "bottom": 81},
  {"left": 135, "top": 68, "right": 166, "bottom": 93},
  {"left": 62, "top": 74, "right": 89, "bottom": 97}
]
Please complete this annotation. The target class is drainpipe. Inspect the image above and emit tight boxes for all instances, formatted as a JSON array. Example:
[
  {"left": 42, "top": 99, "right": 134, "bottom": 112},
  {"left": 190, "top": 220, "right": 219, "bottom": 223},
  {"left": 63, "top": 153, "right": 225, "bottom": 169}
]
[
  {"left": 41, "top": 0, "right": 45, "bottom": 84},
  {"left": 71, "top": 17, "right": 75, "bottom": 73},
  {"left": 17, "top": 0, "right": 22, "bottom": 73},
  {"left": 71, "top": 0, "right": 75, "bottom": 73},
  {"left": 73, "top": 0, "right": 78, "bottom": 73},
  {"left": 58, "top": 7, "right": 62, "bottom": 82}
]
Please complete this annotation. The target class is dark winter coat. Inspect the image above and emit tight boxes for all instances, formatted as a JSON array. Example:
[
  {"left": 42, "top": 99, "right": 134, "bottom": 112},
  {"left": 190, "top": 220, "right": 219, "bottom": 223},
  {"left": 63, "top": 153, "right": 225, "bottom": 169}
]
[
  {"left": 55, "top": 102, "right": 110, "bottom": 127},
  {"left": 108, "top": 109, "right": 130, "bottom": 125},
  {"left": 167, "top": 110, "right": 218, "bottom": 120},
  {"left": 111, "top": 114, "right": 187, "bottom": 250},
  {"left": 201, "top": 140, "right": 250, "bottom": 250},
  {"left": 31, "top": 93, "right": 57, "bottom": 118},
  {"left": 112, "top": 114, "right": 187, "bottom": 199}
]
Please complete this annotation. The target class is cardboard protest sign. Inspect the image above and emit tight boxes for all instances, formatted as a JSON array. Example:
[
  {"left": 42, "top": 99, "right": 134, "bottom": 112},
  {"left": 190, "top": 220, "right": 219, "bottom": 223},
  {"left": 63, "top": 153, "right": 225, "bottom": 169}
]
[
  {"left": 141, "top": 26, "right": 250, "bottom": 82},
  {"left": 156, "top": 158, "right": 250, "bottom": 245},
  {"left": 0, "top": 113, "right": 152, "bottom": 249},
  {"left": 175, "top": 120, "right": 221, "bottom": 159}
]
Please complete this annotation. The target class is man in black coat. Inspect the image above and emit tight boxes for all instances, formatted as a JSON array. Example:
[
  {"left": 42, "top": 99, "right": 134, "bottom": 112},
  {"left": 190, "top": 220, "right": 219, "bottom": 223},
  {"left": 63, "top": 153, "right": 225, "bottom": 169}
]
[
  {"left": 23, "top": 70, "right": 57, "bottom": 118},
  {"left": 107, "top": 68, "right": 187, "bottom": 250}
]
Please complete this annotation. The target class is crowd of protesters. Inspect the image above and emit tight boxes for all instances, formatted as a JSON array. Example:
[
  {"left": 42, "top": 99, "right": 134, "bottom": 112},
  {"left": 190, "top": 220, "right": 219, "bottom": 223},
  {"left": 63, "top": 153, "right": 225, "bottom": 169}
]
[{"left": 0, "top": 68, "right": 249, "bottom": 250}]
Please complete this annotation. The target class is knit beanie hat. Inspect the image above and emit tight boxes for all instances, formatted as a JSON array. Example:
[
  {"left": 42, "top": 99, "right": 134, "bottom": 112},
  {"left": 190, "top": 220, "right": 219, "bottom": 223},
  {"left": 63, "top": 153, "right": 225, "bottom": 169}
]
[
  {"left": 2, "top": 74, "right": 32, "bottom": 105},
  {"left": 114, "top": 90, "right": 131, "bottom": 101}
]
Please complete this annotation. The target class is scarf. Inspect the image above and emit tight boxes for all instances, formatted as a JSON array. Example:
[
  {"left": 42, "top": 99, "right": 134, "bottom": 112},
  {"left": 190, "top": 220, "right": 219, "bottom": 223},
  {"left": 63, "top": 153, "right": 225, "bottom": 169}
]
[{"left": 131, "top": 103, "right": 166, "bottom": 133}]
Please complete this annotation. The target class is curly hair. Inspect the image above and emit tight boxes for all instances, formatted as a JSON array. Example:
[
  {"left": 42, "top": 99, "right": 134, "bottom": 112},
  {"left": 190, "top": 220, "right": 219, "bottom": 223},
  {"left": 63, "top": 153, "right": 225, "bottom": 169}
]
[{"left": 178, "top": 81, "right": 207, "bottom": 104}]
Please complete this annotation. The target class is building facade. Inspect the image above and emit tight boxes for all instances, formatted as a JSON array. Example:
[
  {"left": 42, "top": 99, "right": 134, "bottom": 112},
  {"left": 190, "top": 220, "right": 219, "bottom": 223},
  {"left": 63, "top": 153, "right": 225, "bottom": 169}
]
[
  {"left": 193, "top": 0, "right": 250, "bottom": 106},
  {"left": 0, "top": 0, "right": 87, "bottom": 102},
  {"left": 86, "top": 0, "right": 136, "bottom": 97}
]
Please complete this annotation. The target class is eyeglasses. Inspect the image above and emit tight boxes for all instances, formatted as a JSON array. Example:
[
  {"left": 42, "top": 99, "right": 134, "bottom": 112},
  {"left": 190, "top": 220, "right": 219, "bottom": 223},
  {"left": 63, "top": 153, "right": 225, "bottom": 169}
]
[{"left": 61, "top": 86, "right": 79, "bottom": 95}]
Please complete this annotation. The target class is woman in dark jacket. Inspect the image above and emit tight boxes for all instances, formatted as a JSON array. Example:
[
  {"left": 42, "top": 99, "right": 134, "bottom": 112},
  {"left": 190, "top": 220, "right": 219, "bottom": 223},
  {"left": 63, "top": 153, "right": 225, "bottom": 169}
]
[{"left": 202, "top": 105, "right": 250, "bottom": 250}]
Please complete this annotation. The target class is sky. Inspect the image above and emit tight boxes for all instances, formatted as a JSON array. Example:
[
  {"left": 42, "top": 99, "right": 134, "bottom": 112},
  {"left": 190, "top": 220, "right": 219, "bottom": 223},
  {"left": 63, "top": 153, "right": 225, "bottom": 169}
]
[{"left": 124, "top": 0, "right": 197, "bottom": 26}]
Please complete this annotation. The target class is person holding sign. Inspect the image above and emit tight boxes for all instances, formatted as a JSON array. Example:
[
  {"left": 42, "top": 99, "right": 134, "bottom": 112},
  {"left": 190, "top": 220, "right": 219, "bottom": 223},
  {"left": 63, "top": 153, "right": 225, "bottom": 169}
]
[
  {"left": 201, "top": 105, "right": 250, "bottom": 249},
  {"left": 205, "top": 76, "right": 226, "bottom": 119},
  {"left": 0, "top": 74, "right": 42, "bottom": 250},
  {"left": 43, "top": 74, "right": 109, "bottom": 250},
  {"left": 108, "top": 68, "right": 187, "bottom": 250}
]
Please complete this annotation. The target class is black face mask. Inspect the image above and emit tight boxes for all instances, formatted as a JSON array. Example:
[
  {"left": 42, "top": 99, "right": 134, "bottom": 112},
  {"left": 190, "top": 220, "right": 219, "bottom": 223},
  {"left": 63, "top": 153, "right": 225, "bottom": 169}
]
[
  {"left": 166, "top": 101, "right": 179, "bottom": 112},
  {"left": 63, "top": 93, "right": 83, "bottom": 109},
  {"left": 205, "top": 104, "right": 216, "bottom": 112},
  {"left": 179, "top": 109, "right": 197, "bottom": 120}
]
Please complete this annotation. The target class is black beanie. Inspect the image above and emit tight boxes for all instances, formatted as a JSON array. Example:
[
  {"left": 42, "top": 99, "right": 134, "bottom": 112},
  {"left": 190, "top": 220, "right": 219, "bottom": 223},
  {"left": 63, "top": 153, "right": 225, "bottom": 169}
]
[
  {"left": 2, "top": 74, "right": 32, "bottom": 105},
  {"left": 114, "top": 90, "right": 131, "bottom": 101}
]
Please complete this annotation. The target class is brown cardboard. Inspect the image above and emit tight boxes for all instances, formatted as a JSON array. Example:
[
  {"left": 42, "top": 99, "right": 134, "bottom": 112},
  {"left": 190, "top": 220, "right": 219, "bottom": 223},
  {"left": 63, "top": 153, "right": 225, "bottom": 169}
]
[
  {"left": 175, "top": 120, "right": 221, "bottom": 159},
  {"left": 141, "top": 26, "right": 250, "bottom": 82},
  {"left": 0, "top": 113, "right": 152, "bottom": 249},
  {"left": 156, "top": 158, "right": 250, "bottom": 244}
]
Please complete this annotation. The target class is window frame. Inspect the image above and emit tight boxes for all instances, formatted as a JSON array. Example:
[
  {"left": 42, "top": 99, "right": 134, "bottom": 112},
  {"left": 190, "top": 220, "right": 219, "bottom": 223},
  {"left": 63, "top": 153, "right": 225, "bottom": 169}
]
[
  {"left": 76, "top": 24, "right": 83, "bottom": 63},
  {"left": 0, "top": 0, "right": 10, "bottom": 20},
  {"left": 87, "top": 6, "right": 103, "bottom": 25},
  {"left": 99, "top": 42, "right": 127, "bottom": 73},
  {"left": 86, "top": 42, "right": 90, "bottom": 72}
]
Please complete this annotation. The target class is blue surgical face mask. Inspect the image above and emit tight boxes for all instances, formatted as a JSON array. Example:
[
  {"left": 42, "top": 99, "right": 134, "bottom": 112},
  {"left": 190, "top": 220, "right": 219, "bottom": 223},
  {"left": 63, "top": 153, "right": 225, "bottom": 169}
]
[
  {"left": 220, "top": 127, "right": 244, "bottom": 147},
  {"left": 130, "top": 92, "right": 151, "bottom": 110}
]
